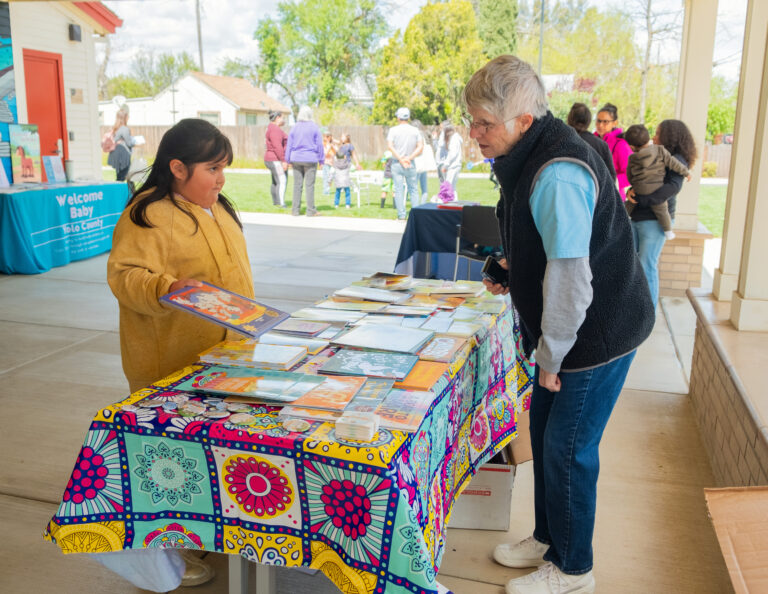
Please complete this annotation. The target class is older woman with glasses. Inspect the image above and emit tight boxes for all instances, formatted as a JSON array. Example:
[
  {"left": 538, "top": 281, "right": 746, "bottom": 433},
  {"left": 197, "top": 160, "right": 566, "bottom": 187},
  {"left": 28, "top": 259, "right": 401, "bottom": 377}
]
[
  {"left": 594, "top": 102, "right": 632, "bottom": 198},
  {"left": 464, "top": 55, "right": 654, "bottom": 594}
]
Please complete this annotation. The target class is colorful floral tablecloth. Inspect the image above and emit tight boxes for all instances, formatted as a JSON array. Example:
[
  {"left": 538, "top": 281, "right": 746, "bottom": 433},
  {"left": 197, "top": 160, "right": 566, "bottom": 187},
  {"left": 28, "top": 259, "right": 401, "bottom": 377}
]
[{"left": 44, "top": 306, "right": 533, "bottom": 594}]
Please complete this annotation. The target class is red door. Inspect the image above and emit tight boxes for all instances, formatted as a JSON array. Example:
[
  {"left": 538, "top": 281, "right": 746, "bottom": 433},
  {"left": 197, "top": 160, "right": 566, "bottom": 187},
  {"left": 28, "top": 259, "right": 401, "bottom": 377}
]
[{"left": 23, "top": 49, "right": 68, "bottom": 182}]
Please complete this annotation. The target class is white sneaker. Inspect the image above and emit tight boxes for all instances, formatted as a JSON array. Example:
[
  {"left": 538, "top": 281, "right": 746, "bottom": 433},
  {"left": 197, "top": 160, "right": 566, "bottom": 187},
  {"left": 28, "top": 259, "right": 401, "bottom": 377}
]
[
  {"left": 494, "top": 535, "right": 549, "bottom": 568},
  {"left": 506, "top": 563, "right": 595, "bottom": 594}
]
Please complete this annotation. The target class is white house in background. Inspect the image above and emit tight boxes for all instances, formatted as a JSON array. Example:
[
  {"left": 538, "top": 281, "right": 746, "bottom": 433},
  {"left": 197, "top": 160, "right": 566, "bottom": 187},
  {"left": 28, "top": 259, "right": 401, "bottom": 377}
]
[
  {"left": 99, "top": 72, "right": 291, "bottom": 126},
  {"left": 9, "top": 1, "right": 122, "bottom": 180}
]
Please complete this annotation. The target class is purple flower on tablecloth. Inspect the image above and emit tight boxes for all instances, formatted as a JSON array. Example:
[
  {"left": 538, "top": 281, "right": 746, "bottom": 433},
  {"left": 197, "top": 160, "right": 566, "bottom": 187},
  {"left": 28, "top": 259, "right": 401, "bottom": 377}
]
[
  {"left": 143, "top": 522, "right": 203, "bottom": 549},
  {"left": 59, "top": 429, "right": 123, "bottom": 516},
  {"left": 133, "top": 441, "right": 204, "bottom": 506},
  {"left": 223, "top": 455, "right": 293, "bottom": 518},
  {"left": 303, "top": 460, "right": 390, "bottom": 567}
]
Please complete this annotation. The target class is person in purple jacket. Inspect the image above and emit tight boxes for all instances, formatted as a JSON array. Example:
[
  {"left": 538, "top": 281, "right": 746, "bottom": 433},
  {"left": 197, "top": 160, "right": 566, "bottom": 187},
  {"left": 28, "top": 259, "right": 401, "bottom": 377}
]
[
  {"left": 286, "top": 105, "right": 324, "bottom": 216},
  {"left": 594, "top": 102, "right": 632, "bottom": 200}
]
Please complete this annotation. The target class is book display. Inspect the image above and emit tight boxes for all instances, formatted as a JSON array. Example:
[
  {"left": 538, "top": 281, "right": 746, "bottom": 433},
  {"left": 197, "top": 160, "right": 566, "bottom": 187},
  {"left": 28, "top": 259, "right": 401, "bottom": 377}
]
[
  {"left": 198, "top": 341, "right": 307, "bottom": 370},
  {"left": 160, "top": 282, "right": 289, "bottom": 337},
  {"left": 331, "top": 324, "right": 434, "bottom": 354},
  {"left": 272, "top": 318, "right": 331, "bottom": 337},
  {"left": 318, "top": 348, "right": 418, "bottom": 380},
  {"left": 176, "top": 365, "right": 324, "bottom": 401},
  {"left": 418, "top": 336, "right": 467, "bottom": 363}
]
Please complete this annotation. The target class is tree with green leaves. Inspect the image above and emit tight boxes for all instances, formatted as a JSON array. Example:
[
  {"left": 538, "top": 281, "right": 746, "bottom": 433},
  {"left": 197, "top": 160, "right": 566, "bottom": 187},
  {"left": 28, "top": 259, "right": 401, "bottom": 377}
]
[
  {"left": 473, "top": 0, "right": 518, "bottom": 58},
  {"left": 130, "top": 50, "right": 199, "bottom": 95},
  {"left": 372, "top": 0, "right": 486, "bottom": 124},
  {"left": 707, "top": 75, "right": 737, "bottom": 141},
  {"left": 254, "top": 0, "right": 388, "bottom": 114}
]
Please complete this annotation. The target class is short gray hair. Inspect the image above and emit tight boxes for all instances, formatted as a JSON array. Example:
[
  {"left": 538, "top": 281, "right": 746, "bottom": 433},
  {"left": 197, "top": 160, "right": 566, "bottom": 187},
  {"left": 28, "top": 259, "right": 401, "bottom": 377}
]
[
  {"left": 297, "top": 105, "right": 313, "bottom": 122},
  {"left": 463, "top": 55, "right": 548, "bottom": 130}
]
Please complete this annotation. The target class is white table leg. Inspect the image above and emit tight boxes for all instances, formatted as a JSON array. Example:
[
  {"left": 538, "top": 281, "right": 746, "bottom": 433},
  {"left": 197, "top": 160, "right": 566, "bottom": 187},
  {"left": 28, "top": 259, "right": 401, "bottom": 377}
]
[{"left": 228, "top": 554, "right": 248, "bottom": 594}]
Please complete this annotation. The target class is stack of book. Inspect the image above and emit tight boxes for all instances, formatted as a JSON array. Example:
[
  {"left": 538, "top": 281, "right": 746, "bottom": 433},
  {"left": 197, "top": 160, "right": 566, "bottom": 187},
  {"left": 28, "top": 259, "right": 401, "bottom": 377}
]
[{"left": 199, "top": 341, "right": 307, "bottom": 370}]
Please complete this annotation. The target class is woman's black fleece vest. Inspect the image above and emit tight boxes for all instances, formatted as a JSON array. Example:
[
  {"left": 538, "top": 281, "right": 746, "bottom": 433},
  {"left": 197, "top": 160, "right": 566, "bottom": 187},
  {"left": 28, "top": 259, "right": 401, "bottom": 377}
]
[{"left": 493, "top": 112, "right": 655, "bottom": 370}]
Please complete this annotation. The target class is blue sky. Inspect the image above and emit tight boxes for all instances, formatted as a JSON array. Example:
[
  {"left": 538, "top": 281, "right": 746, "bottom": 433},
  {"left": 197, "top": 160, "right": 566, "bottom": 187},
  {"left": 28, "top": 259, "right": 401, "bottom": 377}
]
[{"left": 102, "top": 0, "right": 746, "bottom": 82}]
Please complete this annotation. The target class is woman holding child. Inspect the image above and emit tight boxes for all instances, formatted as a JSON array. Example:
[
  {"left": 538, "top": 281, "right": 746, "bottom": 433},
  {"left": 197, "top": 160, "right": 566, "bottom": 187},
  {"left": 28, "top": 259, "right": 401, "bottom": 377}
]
[{"left": 626, "top": 119, "right": 697, "bottom": 306}]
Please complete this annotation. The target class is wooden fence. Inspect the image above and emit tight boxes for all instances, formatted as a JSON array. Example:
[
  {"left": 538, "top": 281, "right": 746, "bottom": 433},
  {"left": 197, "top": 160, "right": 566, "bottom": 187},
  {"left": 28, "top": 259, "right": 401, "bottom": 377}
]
[
  {"left": 102, "top": 124, "right": 481, "bottom": 165},
  {"left": 702, "top": 143, "right": 731, "bottom": 178}
]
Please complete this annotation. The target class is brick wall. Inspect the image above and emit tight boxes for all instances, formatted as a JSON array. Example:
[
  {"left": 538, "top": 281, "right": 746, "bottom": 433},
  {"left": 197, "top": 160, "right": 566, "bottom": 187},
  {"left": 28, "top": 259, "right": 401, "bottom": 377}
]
[
  {"left": 688, "top": 321, "right": 768, "bottom": 486},
  {"left": 659, "top": 227, "right": 712, "bottom": 297}
]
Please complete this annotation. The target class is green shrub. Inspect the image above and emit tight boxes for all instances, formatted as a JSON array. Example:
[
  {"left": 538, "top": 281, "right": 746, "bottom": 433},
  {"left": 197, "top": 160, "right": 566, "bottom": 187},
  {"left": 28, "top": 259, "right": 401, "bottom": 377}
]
[{"left": 701, "top": 161, "right": 718, "bottom": 178}]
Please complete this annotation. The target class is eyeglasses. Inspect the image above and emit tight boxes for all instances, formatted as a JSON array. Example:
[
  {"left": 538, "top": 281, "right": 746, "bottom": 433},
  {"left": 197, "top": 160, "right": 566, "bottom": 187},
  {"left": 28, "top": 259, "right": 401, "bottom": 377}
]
[
  {"left": 461, "top": 113, "right": 522, "bottom": 134},
  {"left": 596, "top": 118, "right": 616, "bottom": 124}
]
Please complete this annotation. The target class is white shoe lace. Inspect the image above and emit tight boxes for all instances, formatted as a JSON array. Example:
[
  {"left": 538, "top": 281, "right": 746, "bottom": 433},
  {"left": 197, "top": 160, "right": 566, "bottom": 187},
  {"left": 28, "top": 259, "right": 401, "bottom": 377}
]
[{"left": 514, "top": 562, "right": 557, "bottom": 585}]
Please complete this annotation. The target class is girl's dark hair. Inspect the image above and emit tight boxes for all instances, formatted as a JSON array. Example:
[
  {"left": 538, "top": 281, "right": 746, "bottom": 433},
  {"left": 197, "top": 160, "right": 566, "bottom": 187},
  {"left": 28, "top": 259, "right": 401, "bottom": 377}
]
[
  {"left": 128, "top": 118, "right": 241, "bottom": 230},
  {"left": 656, "top": 119, "right": 698, "bottom": 167},
  {"left": 567, "top": 102, "right": 592, "bottom": 132},
  {"left": 443, "top": 122, "right": 455, "bottom": 143},
  {"left": 624, "top": 124, "right": 650, "bottom": 148},
  {"left": 597, "top": 102, "right": 618, "bottom": 121}
]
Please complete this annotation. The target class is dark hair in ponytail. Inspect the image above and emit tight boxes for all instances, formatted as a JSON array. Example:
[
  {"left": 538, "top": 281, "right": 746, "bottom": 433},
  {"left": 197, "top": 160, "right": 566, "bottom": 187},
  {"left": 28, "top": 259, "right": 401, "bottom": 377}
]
[
  {"left": 597, "top": 102, "right": 618, "bottom": 121},
  {"left": 128, "top": 118, "right": 241, "bottom": 230}
]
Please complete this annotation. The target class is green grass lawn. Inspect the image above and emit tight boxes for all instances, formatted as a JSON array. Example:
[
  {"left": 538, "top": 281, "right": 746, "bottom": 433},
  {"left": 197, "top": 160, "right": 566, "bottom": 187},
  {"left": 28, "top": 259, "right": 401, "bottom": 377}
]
[{"left": 104, "top": 167, "right": 728, "bottom": 236}]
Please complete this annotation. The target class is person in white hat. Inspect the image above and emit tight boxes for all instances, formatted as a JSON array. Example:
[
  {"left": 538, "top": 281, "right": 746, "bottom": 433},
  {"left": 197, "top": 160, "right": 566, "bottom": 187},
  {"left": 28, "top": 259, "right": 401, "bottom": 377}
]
[{"left": 386, "top": 107, "right": 423, "bottom": 220}]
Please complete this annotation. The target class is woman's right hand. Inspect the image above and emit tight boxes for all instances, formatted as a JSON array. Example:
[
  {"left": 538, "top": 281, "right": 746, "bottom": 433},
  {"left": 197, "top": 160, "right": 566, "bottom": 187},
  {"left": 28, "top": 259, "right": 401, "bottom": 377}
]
[
  {"left": 625, "top": 188, "right": 637, "bottom": 203},
  {"left": 168, "top": 278, "right": 203, "bottom": 294},
  {"left": 482, "top": 258, "right": 510, "bottom": 295}
]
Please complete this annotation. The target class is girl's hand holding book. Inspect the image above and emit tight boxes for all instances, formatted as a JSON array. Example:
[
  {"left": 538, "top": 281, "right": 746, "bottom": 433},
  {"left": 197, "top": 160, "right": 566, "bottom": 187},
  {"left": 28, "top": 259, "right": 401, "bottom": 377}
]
[{"left": 168, "top": 278, "right": 203, "bottom": 294}]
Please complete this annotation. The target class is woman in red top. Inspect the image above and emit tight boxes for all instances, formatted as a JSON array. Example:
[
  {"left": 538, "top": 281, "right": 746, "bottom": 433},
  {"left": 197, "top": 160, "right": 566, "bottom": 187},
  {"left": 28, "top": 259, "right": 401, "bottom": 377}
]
[
  {"left": 264, "top": 110, "right": 288, "bottom": 208},
  {"left": 594, "top": 102, "right": 632, "bottom": 199}
]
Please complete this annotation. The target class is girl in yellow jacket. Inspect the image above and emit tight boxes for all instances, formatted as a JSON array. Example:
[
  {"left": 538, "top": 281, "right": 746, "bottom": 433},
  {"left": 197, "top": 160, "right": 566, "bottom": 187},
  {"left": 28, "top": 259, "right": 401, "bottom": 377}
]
[{"left": 107, "top": 118, "right": 254, "bottom": 393}]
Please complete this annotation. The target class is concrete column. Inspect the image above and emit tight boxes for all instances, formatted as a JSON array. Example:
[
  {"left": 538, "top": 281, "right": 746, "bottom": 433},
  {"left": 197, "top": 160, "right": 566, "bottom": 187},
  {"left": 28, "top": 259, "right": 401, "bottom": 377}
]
[
  {"left": 730, "top": 24, "right": 768, "bottom": 331},
  {"left": 713, "top": 0, "right": 768, "bottom": 301},
  {"left": 674, "top": 0, "right": 719, "bottom": 231}
]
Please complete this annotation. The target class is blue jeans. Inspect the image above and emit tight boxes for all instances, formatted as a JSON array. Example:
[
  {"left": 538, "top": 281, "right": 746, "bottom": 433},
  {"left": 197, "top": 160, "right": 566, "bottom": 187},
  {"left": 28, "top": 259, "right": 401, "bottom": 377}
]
[
  {"left": 391, "top": 161, "right": 419, "bottom": 218},
  {"left": 631, "top": 219, "right": 669, "bottom": 306},
  {"left": 530, "top": 350, "right": 636, "bottom": 574},
  {"left": 417, "top": 171, "right": 428, "bottom": 201},
  {"left": 334, "top": 186, "right": 351, "bottom": 206}
]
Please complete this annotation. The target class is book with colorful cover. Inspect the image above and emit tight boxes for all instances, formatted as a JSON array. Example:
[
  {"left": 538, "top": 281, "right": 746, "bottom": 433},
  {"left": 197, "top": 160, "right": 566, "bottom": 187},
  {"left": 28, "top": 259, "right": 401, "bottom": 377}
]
[
  {"left": 291, "top": 307, "right": 366, "bottom": 324},
  {"left": 272, "top": 318, "right": 331, "bottom": 337},
  {"left": 417, "top": 336, "right": 467, "bottom": 363},
  {"left": 333, "top": 286, "right": 410, "bottom": 304},
  {"left": 9, "top": 123, "right": 42, "bottom": 183},
  {"left": 443, "top": 321, "right": 483, "bottom": 338},
  {"left": 258, "top": 332, "right": 329, "bottom": 355},
  {"left": 403, "top": 294, "right": 465, "bottom": 309},
  {"left": 314, "top": 298, "right": 387, "bottom": 312},
  {"left": 288, "top": 376, "right": 367, "bottom": 411},
  {"left": 420, "top": 316, "right": 453, "bottom": 333},
  {"left": 160, "top": 282, "right": 289, "bottom": 337},
  {"left": 409, "top": 280, "right": 486, "bottom": 298},
  {"left": 319, "top": 349, "right": 418, "bottom": 380},
  {"left": 175, "top": 365, "right": 324, "bottom": 401},
  {"left": 374, "top": 389, "right": 435, "bottom": 432},
  {"left": 393, "top": 361, "right": 449, "bottom": 391},
  {"left": 381, "top": 305, "right": 436, "bottom": 316},
  {"left": 294, "top": 347, "right": 340, "bottom": 374},
  {"left": 331, "top": 324, "right": 434, "bottom": 354},
  {"left": 354, "top": 272, "right": 413, "bottom": 290},
  {"left": 278, "top": 406, "right": 342, "bottom": 423},
  {"left": 199, "top": 341, "right": 307, "bottom": 370},
  {"left": 352, "top": 378, "right": 394, "bottom": 400}
]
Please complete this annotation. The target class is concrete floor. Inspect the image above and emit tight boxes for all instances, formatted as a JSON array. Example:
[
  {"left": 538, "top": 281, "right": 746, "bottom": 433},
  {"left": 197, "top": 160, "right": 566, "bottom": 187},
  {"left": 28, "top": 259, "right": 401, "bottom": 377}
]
[{"left": 0, "top": 213, "right": 731, "bottom": 593}]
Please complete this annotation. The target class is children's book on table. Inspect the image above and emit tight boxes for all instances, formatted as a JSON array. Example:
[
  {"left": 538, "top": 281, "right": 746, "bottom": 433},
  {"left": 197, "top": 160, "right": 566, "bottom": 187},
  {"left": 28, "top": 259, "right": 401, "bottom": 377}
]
[
  {"left": 331, "top": 324, "right": 434, "bottom": 354},
  {"left": 198, "top": 341, "right": 307, "bottom": 370},
  {"left": 318, "top": 348, "right": 418, "bottom": 380},
  {"left": 160, "top": 282, "right": 289, "bottom": 337}
]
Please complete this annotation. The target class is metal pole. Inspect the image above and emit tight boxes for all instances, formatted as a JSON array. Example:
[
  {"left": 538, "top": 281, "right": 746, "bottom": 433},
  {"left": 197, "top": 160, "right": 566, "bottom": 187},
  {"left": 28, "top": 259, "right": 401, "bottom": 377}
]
[
  {"left": 196, "top": 0, "right": 204, "bottom": 72},
  {"left": 538, "top": 0, "right": 545, "bottom": 76}
]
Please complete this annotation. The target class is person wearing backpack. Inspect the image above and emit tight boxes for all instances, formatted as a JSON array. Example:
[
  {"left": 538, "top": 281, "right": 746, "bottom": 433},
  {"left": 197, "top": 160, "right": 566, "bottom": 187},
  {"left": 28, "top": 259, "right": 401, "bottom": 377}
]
[{"left": 106, "top": 108, "right": 136, "bottom": 181}]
